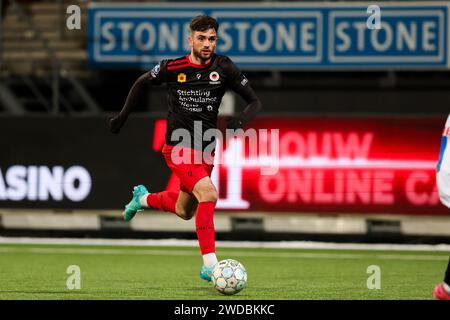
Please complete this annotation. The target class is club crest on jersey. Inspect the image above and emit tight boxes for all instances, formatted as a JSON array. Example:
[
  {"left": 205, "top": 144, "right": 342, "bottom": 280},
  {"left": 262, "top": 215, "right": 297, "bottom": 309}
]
[
  {"left": 177, "top": 73, "right": 187, "bottom": 83},
  {"left": 209, "top": 71, "right": 220, "bottom": 84},
  {"left": 209, "top": 71, "right": 219, "bottom": 81}
]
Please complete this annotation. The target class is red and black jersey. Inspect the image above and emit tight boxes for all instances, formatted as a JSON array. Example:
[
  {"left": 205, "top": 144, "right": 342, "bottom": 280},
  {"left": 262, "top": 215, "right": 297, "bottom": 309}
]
[
  {"left": 147, "top": 54, "right": 251, "bottom": 150},
  {"left": 115, "top": 53, "right": 261, "bottom": 150}
]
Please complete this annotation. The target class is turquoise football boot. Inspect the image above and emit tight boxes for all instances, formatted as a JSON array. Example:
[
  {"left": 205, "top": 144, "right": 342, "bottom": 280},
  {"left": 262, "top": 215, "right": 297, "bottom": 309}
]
[
  {"left": 199, "top": 264, "right": 216, "bottom": 282},
  {"left": 123, "top": 185, "right": 149, "bottom": 221}
]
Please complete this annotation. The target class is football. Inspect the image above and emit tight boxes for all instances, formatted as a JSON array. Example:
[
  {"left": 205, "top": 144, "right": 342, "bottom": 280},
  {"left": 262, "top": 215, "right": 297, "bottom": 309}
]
[{"left": 211, "top": 259, "right": 247, "bottom": 295}]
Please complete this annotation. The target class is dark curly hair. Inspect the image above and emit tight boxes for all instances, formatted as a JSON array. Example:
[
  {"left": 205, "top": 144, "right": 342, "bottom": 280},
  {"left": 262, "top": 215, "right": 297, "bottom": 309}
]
[{"left": 189, "top": 15, "right": 219, "bottom": 33}]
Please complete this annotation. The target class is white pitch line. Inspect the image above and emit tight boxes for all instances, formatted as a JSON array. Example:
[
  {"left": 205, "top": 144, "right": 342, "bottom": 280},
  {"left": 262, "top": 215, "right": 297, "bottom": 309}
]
[
  {"left": 0, "top": 237, "right": 450, "bottom": 252},
  {"left": 0, "top": 246, "right": 447, "bottom": 262}
]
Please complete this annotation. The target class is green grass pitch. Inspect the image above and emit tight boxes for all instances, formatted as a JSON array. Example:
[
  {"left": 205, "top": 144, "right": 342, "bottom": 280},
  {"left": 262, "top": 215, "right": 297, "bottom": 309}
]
[{"left": 0, "top": 243, "right": 447, "bottom": 300}]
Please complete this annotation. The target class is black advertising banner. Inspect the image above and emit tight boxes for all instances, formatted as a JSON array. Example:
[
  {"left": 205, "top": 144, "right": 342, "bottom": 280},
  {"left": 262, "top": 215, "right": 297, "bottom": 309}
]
[
  {"left": 0, "top": 115, "right": 448, "bottom": 215},
  {"left": 0, "top": 115, "right": 169, "bottom": 209}
]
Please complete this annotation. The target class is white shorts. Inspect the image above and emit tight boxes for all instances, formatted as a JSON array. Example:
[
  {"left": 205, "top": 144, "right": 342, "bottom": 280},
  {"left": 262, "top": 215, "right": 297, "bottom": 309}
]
[{"left": 437, "top": 170, "right": 450, "bottom": 209}]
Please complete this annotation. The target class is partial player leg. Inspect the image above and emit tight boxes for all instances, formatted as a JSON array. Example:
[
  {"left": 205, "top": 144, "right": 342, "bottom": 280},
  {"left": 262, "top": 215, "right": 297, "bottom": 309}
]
[
  {"left": 192, "top": 176, "right": 219, "bottom": 281},
  {"left": 174, "top": 190, "right": 198, "bottom": 220},
  {"left": 136, "top": 144, "right": 200, "bottom": 220},
  {"left": 434, "top": 257, "right": 450, "bottom": 300},
  {"left": 123, "top": 184, "right": 198, "bottom": 221},
  {"left": 434, "top": 138, "right": 450, "bottom": 299},
  {"left": 122, "top": 184, "right": 177, "bottom": 221},
  {"left": 140, "top": 188, "right": 198, "bottom": 220},
  {"left": 123, "top": 185, "right": 150, "bottom": 221},
  {"left": 445, "top": 257, "right": 450, "bottom": 286},
  {"left": 159, "top": 143, "right": 218, "bottom": 280}
]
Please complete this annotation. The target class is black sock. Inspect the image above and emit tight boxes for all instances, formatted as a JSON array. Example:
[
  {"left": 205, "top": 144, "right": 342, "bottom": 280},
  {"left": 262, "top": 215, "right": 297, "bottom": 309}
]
[{"left": 444, "top": 257, "right": 450, "bottom": 285}]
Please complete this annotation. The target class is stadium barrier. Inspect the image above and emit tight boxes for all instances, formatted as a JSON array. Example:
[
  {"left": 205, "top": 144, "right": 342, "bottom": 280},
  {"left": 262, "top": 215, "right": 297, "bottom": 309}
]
[{"left": 2, "top": 209, "right": 450, "bottom": 241}]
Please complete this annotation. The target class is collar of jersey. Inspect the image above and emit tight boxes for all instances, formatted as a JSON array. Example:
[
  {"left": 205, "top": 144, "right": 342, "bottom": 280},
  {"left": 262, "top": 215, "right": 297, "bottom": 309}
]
[{"left": 185, "top": 54, "right": 214, "bottom": 69}]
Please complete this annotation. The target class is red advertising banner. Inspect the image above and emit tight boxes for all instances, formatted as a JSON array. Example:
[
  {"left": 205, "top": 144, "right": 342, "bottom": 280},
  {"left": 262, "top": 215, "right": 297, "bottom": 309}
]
[{"left": 153, "top": 116, "right": 449, "bottom": 215}]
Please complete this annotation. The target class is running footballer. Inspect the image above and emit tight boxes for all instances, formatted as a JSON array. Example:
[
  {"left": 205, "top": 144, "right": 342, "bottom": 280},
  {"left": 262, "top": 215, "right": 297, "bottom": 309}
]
[{"left": 109, "top": 15, "right": 262, "bottom": 281}]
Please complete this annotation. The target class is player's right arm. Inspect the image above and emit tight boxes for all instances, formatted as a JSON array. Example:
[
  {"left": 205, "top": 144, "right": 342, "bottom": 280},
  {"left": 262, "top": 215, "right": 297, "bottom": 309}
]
[
  {"left": 221, "top": 56, "right": 262, "bottom": 130},
  {"left": 109, "top": 61, "right": 167, "bottom": 134}
]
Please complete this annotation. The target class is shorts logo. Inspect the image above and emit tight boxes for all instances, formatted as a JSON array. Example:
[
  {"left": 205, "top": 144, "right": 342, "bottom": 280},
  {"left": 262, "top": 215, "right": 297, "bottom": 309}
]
[
  {"left": 209, "top": 71, "right": 219, "bottom": 82},
  {"left": 177, "top": 73, "right": 187, "bottom": 83}
]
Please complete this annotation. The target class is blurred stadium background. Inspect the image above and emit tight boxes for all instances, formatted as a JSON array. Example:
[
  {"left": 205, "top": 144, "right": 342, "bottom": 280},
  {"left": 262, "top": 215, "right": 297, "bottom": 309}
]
[{"left": 0, "top": 0, "right": 449, "bottom": 245}]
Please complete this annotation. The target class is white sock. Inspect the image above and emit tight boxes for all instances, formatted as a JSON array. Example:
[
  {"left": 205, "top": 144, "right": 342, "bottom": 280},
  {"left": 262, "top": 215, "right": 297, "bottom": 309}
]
[
  {"left": 203, "top": 253, "right": 218, "bottom": 267},
  {"left": 444, "top": 282, "right": 450, "bottom": 294},
  {"left": 139, "top": 194, "right": 149, "bottom": 207}
]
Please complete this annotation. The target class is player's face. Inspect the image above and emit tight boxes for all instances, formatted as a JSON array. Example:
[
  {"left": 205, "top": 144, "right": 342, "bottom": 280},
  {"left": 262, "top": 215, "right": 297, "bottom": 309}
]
[{"left": 189, "top": 29, "right": 217, "bottom": 61}]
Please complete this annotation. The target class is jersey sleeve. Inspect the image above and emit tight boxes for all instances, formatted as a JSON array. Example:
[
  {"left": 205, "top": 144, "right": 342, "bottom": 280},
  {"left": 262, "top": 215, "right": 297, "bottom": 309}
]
[
  {"left": 223, "top": 57, "right": 249, "bottom": 91},
  {"left": 114, "top": 60, "right": 168, "bottom": 121},
  {"left": 222, "top": 57, "right": 262, "bottom": 128},
  {"left": 146, "top": 59, "right": 168, "bottom": 85}
]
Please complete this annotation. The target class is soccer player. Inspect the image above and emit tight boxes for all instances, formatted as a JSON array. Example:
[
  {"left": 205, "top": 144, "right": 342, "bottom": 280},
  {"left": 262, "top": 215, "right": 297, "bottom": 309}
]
[
  {"left": 434, "top": 113, "right": 450, "bottom": 300},
  {"left": 109, "top": 15, "right": 262, "bottom": 282}
]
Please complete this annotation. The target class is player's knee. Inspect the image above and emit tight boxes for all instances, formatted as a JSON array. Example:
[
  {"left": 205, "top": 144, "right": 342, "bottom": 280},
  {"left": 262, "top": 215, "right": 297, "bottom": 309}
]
[
  {"left": 197, "top": 187, "right": 218, "bottom": 203},
  {"left": 180, "top": 213, "right": 193, "bottom": 221},
  {"left": 182, "top": 207, "right": 195, "bottom": 220},
  {"left": 176, "top": 204, "right": 193, "bottom": 220}
]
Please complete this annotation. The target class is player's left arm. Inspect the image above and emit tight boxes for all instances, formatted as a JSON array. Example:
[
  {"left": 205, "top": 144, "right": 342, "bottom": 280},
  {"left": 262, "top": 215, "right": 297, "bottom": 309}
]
[{"left": 224, "top": 58, "right": 262, "bottom": 129}]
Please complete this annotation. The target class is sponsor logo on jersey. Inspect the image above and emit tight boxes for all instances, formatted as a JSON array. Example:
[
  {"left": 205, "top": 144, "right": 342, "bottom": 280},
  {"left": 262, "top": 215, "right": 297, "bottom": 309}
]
[
  {"left": 241, "top": 76, "right": 248, "bottom": 87},
  {"left": 177, "top": 73, "right": 187, "bottom": 83},
  {"left": 207, "top": 105, "right": 213, "bottom": 111}
]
